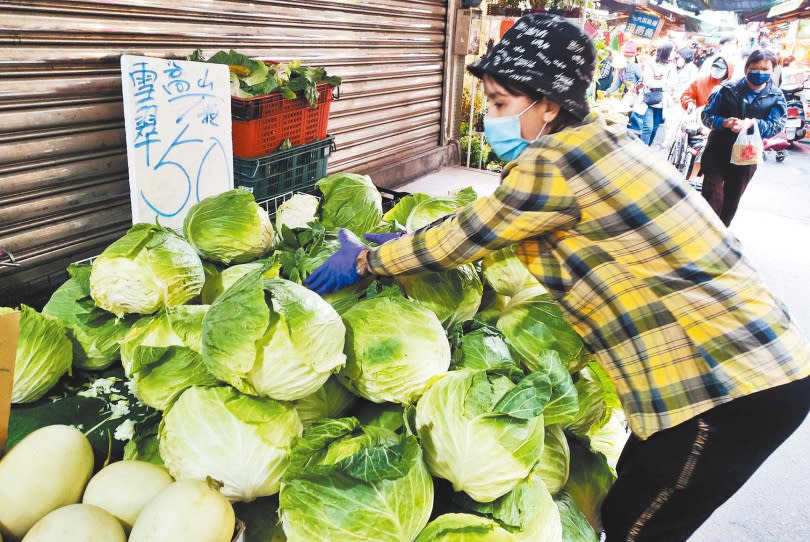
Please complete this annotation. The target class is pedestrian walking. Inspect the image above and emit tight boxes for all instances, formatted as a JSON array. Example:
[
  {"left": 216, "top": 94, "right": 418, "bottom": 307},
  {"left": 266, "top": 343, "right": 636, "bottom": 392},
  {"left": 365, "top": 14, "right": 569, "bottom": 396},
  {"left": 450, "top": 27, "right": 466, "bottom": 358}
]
[
  {"left": 701, "top": 49, "right": 787, "bottom": 226},
  {"left": 640, "top": 42, "right": 676, "bottom": 146},
  {"left": 681, "top": 56, "right": 733, "bottom": 112},
  {"left": 306, "top": 17, "right": 810, "bottom": 542}
]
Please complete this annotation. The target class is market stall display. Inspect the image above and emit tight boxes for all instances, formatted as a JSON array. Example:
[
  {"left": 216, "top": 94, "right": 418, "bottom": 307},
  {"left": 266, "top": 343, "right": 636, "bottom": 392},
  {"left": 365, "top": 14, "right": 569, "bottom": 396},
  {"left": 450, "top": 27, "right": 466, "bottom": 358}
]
[{"left": 0, "top": 175, "right": 628, "bottom": 542}]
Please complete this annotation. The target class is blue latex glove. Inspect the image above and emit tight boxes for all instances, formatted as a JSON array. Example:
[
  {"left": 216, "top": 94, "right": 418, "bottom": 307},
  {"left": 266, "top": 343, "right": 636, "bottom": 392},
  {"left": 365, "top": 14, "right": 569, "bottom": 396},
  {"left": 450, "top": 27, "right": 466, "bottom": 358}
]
[
  {"left": 305, "top": 229, "right": 366, "bottom": 294},
  {"left": 363, "top": 232, "right": 403, "bottom": 244}
]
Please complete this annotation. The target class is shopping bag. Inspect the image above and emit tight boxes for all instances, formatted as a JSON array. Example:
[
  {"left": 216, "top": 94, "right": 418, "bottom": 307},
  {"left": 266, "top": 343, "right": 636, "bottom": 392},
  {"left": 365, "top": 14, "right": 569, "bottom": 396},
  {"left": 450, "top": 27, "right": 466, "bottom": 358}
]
[
  {"left": 631, "top": 93, "right": 648, "bottom": 116},
  {"left": 730, "top": 121, "right": 764, "bottom": 166}
]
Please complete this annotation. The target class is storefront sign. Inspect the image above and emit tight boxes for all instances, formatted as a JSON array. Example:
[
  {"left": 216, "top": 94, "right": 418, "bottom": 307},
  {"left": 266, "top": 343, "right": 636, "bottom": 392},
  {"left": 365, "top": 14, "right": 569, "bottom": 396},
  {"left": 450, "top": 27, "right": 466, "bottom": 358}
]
[
  {"left": 768, "top": 0, "right": 803, "bottom": 18},
  {"left": 121, "top": 55, "right": 233, "bottom": 231},
  {"left": 625, "top": 11, "right": 661, "bottom": 39}
]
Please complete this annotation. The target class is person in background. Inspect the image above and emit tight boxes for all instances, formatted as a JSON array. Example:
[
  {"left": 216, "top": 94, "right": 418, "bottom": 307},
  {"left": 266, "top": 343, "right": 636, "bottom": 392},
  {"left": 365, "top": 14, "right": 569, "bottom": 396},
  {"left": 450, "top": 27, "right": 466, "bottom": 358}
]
[
  {"left": 681, "top": 55, "right": 733, "bottom": 112},
  {"left": 640, "top": 41, "right": 676, "bottom": 146},
  {"left": 607, "top": 41, "right": 645, "bottom": 136},
  {"left": 675, "top": 47, "right": 699, "bottom": 95},
  {"left": 701, "top": 49, "right": 787, "bottom": 226},
  {"left": 606, "top": 41, "right": 643, "bottom": 94},
  {"left": 306, "top": 17, "right": 810, "bottom": 542},
  {"left": 717, "top": 35, "right": 743, "bottom": 77}
]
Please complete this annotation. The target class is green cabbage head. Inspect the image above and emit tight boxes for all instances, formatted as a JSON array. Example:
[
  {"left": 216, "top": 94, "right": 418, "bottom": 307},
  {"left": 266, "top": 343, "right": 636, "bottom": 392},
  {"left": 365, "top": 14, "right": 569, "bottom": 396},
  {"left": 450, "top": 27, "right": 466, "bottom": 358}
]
[
  {"left": 339, "top": 295, "right": 451, "bottom": 404},
  {"left": 90, "top": 223, "right": 205, "bottom": 317},
  {"left": 461, "top": 470, "right": 563, "bottom": 542},
  {"left": 405, "top": 187, "right": 477, "bottom": 232},
  {"left": 120, "top": 305, "right": 218, "bottom": 410},
  {"left": 536, "top": 424, "right": 570, "bottom": 495},
  {"left": 183, "top": 189, "right": 274, "bottom": 264},
  {"left": 414, "top": 514, "right": 514, "bottom": 542},
  {"left": 160, "top": 385, "right": 302, "bottom": 502},
  {"left": 293, "top": 377, "right": 356, "bottom": 427},
  {"left": 276, "top": 192, "right": 319, "bottom": 231},
  {"left": 200, "top": 261, "right": 265, "bottom": 304},
  {"left": 280, "top": 417, "right": 433, "bottom": 542},
  {"left": 482, "top": 244, "right": 540, "bottom": 297},
  {"left": 202, "top": 270, "right": 346, "bottom": 401},
  {"left": 397, "top": 264, "right": 483, "bottom": 329},
  {"left": 555, "top": 491, "right": 599, "bottom": 542},
  {"left": 43, "top": 263, "right": 133, "bottom": 370},
  {"left": 415, "top": 368, "right": 550, "bottom": 502},
  {"left": 316, "top": 173, "right": 383, "bottom": 235},
  {"left": 1, "top": 305, "right": 72, "bottom": 403},
  {"left": 497, "top": 286, "right": 586, "bottom": 373}
]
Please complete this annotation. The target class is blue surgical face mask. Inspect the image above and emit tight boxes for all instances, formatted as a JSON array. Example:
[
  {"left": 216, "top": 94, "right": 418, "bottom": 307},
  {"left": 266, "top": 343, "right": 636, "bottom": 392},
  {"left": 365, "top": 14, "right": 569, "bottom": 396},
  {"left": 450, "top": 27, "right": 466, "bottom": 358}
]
[
  {"left": 746, "top": 70, "right": 771, "bottom": 86},
  {"left": 484, "top": 101, "right": 544, "bottom": 162}
]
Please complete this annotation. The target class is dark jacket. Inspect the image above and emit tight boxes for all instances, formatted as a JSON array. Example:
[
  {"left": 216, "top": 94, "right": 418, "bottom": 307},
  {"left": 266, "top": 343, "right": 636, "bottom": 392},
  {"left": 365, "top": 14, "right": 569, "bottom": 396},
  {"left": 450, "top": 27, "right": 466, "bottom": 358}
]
[{"left": 701, "top": 78, "right": 787, "bottom": 173}]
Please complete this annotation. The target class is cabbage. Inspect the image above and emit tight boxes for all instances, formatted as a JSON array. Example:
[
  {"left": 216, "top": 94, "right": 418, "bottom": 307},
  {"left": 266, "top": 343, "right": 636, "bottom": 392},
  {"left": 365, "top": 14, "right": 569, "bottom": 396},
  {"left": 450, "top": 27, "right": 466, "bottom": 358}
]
[
  {"left": 587, "top": 408, "right": 630, "bottom": 472},
  {"left": 280, "top": 418, "right": 433, "bottom": 542},
  {"left": 316, "top": 173, "right": 383, "bottom": 235},
  {"left": 120, "top": 306, "right": 218, "bottom": 410},
  {"left": 42, "top": 263, "right": 133, "bottom": 370},
  {"left": 202, "top": 270, "right": 346, "bottom": 401},
  {"left": 451, "top": 323, "right": 516, "bottom": 371},
  {"left": 1, "top": 305, "right": 72, "bottom": 403},
  {"left": 275, "top": 193, "right": 319, "bottom": 231},
  {"left": 293, "top": 377, "right": 356, "bottom": 426},
  {"left": 159, "top": 385, "right": 302, "bottom": 502},
  {"left": 415, "top": 514, "right": 514, "bottom": 542},
  {"left": 415, "top": 369, "right": 549, "bottom": 502},
  {"left": 406, "top": 187, "right": 477, "bottom": 232},
  {"left": 339, "top": 295, "right": 451, "bottom": 404},
  {"left": 183, "top": 189, "right": 274, "bottom": 265},
  {"left": 536, "top": 424, "right": 570, "bottom": 495},
  {"left": 462, "top": 471, "right": 563, "bottom": 541},
  {"left": 563, "top": 436, "right": 616, "bottom": 532},
  {"left": 382, "top": 192, "right": 430, "bottom": 228},
  {"left": 555, "top": 492, "right": 599, "bottom": 542},
  {"left": 497, "top": 286, "right": 586, "bottom": 373},
  {"left": 397, "top": 264, "right": 483, "bottom": 329},
  {"left": 482, "top": 245, "right": 540, "bottom": 297},
  {"left": 89, "top": 223, "right": 205, "bottom": 317},
  {"left": 200, "top": 262, "right": 265, "bottom": 304},
  {"left": 534, "top": 351, "right": 579, "bottom": 426}
]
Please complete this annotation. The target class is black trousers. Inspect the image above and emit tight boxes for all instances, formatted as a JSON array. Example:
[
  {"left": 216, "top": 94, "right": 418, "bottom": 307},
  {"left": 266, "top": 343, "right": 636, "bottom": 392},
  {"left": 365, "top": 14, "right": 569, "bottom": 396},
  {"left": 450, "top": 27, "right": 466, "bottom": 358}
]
[
  {"left": 601, "top": 376, "right": 810, "bottom": 542},
  {"left": 701, "top": 164, "right": 757, "bottom": 227}
]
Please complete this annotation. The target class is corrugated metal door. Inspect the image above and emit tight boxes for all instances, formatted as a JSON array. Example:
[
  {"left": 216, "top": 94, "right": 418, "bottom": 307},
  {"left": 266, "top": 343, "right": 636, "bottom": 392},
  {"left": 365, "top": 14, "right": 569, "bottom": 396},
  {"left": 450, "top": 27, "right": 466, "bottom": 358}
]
[{"left": 0, "top": 0, "right": 449, "bottom": 306}]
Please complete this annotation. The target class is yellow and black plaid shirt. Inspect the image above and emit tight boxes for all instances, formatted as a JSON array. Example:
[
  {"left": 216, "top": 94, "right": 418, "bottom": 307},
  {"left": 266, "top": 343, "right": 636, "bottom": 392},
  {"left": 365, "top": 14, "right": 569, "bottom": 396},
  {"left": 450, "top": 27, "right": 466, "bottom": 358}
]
[{"left": 368, "top": 113, "right": 810, "bottom": 439}]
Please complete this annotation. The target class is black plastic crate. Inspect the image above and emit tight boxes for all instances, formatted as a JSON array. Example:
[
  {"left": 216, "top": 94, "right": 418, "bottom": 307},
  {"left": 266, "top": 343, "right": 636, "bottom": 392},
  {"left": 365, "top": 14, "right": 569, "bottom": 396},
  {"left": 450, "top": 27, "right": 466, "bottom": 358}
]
[{"left": 234, "top": 136, "right": 335, "bottom": 200}]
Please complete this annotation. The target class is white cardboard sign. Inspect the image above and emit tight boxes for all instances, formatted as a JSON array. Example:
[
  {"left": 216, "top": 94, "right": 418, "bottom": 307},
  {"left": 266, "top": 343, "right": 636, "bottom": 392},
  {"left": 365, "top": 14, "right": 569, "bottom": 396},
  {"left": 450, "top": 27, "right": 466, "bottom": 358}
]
[{"left": 121, "top": 55, "right": 233, "bottom": 231}]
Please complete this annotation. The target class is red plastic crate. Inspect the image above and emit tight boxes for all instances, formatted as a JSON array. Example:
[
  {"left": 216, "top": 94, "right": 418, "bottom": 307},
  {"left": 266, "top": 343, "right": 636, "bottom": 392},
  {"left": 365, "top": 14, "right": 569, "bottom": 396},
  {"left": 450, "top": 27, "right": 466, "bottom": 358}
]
[{"left": 231, "top": 83, "right": 334, "bottom": 158}]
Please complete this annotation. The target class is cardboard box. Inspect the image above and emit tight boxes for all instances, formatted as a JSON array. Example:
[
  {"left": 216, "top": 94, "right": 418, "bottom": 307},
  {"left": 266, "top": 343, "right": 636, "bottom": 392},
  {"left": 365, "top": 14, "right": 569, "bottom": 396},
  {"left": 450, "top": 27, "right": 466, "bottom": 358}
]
[{"left": 0, "top": 310, "right": 19, "bottom": 453}]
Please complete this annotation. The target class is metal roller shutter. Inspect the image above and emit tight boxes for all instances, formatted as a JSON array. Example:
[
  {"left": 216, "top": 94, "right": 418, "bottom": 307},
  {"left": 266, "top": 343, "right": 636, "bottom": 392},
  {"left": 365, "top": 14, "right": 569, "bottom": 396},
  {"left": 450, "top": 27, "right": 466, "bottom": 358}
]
[{"left": 0, "top": 0, "right": 450, "bottom": 306}]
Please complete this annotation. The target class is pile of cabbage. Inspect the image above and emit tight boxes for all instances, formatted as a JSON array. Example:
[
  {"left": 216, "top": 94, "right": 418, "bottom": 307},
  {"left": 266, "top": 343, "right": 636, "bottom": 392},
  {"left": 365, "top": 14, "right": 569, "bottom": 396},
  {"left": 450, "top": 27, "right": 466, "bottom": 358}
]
[{"left": 5, "top": 175, "right": 629, "bottom": 542}]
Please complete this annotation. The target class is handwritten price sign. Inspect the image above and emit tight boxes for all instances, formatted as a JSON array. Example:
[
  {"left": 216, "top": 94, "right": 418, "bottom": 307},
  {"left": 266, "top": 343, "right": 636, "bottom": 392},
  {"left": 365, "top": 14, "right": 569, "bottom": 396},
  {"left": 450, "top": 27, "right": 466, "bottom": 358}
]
[{"left": 121, "top": 55, "right": 233, "bottom": 230}]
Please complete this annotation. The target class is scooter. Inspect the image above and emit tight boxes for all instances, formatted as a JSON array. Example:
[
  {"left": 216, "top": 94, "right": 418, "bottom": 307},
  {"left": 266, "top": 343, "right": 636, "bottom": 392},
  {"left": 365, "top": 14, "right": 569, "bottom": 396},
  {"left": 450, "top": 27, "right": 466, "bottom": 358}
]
[
  {"left": 782, "top": 83, "right": 807, "bottom": 145},
  {"left": 762, "top": 132, "right": 789, "bottom": 163},
  {"left": 667, "top": 112, "right": 706, "bottom": 188}
]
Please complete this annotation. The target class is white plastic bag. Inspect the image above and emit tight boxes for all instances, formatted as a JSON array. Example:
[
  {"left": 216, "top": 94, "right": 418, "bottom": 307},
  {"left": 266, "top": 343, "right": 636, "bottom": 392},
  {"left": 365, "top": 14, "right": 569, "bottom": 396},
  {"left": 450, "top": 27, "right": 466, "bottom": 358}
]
[
  {"left": 730, "top": 121, "right": 764, "bottom": 166},
  {"left": 632, "top": 93, "right": 648, "bottom": 116}
]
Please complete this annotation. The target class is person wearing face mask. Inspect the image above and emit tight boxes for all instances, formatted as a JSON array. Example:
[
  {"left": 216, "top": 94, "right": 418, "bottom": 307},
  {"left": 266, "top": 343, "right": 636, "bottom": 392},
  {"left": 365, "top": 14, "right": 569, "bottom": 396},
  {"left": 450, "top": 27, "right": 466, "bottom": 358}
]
[
  {"left": 674, "top": 47, "right": 699, "bottom": 95},
  {"left": 305, "top": 17, "right": 810, "bottom": 542},
  {"left": 701, "top": 49, "right": 787, "bottom": 226},
  {"left": 680, "top": 56, "right": 732, "bottom": 113}
]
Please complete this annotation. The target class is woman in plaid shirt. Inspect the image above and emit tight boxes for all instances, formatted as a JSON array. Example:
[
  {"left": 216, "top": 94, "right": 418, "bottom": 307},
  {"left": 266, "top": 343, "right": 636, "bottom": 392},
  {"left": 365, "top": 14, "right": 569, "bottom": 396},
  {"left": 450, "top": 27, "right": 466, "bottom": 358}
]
[{"left": 307, "top": 15, "right": 810, "bottom": 542}]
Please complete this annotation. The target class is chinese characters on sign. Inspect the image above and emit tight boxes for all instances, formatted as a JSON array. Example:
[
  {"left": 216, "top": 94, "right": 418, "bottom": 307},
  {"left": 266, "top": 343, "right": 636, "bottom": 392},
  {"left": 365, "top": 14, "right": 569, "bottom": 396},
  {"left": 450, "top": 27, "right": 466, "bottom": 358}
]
[
  {"left": 625, "top": 12, "right": 661, "bottom": 40},
  {"left": 121, "top": 55, "right": 233, "bottom": 230}
]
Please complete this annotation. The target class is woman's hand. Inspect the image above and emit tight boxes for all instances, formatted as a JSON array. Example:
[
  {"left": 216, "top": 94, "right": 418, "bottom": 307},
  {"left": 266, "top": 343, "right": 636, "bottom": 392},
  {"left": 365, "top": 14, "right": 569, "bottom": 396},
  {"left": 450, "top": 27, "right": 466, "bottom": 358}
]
[{"left": 723, "top": 117, "right": 740, "bottom": 130}]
